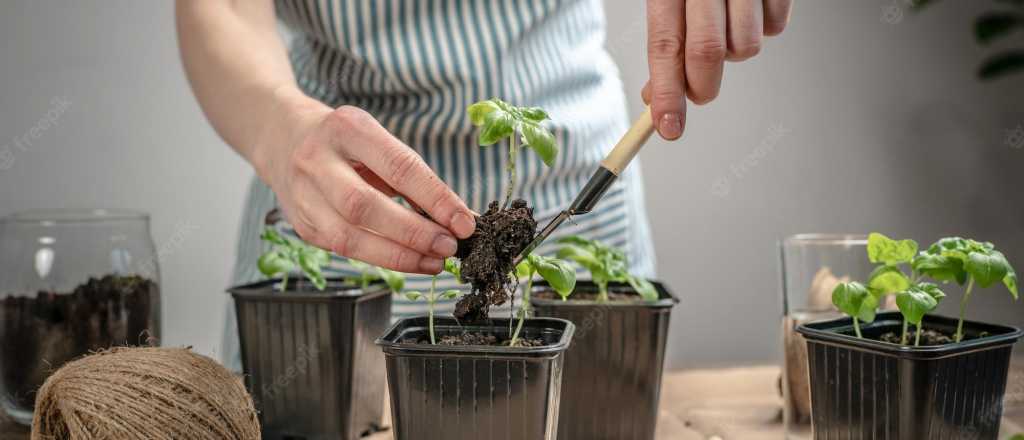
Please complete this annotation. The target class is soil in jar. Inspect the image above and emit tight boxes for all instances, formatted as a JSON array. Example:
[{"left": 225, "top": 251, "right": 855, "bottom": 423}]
[
  {"left": 0, "top": 274, "right": 156, "bottom": 410},
  {"left": 453, "top": 199, "right": 536, "bottom": 322}
]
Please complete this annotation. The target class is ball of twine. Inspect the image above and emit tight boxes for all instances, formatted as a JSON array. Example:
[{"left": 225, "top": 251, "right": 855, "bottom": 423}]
[{"left": 31, "top": 347, "right": 260, "bottom": 440}]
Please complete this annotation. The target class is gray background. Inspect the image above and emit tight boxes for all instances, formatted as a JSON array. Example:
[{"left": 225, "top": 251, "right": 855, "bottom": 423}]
[{"left": 1, "top": 1, "right": 1022, "bottom": 368}]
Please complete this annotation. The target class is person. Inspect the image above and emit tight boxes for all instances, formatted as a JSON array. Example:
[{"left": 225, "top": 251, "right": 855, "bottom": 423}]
[{"left": 176, "top": 0, "right": 791, "bottom": 370}]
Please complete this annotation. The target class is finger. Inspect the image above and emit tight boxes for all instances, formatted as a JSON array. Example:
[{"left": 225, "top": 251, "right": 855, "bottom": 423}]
[
  {"left": 290, "top": 178, "right": 444, "bottom": 274},
  {"left": 684, "top": 0, "right": 728, "bottom": 105},
  {"left": 763, "top": 0, "right": 792, "bottom": 36},
  {"left": 646, "top": 0, "right": 687, "bottom": 140},
  {"left": 351, "top": 161, "right": 398, "bottom": 197},
  {"left": 323, "top": 106, "right": 476, "bottom": 238},
  {"left": 299, "top": 146, "right": 460, "bottom": 258},
  {"left": 726, "top": 0, "right": 764, "bottom": 61},
  {"left": 641, "top": 81, "right": 652, "bottom": 104}
]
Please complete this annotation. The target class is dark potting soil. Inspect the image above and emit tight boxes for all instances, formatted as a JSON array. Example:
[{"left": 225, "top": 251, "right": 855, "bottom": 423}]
[
  {"left": 878, "top": 328, "right": 957, "bottom": 346},
  {"left": 454, "top": 199, "right": 536, "bottom": 322},
  {"left": 0, "top": 274, "right": 156, "bottom": 409},
  {"left": 402, "top": 332, "right": 544, "bottom": 347},
  {"left": 533, "top": 289, "right": 645, "bottom": 302}
]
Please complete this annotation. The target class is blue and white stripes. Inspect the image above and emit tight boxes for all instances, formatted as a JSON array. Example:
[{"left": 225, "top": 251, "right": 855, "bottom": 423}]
[{"left": 221, "top": 0, "right": 656, "bottom": 370}]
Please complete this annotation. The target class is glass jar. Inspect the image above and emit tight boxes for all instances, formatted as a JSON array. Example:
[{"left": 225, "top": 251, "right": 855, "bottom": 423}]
[
  {"left": 0, "top": 209, "right": 161, "bottom": 425},
  {"left": 779, "top": 234, "right": 872, "bottom": 439}
]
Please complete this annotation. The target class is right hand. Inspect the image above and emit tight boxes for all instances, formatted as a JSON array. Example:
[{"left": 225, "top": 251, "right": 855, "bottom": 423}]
[{"left": 256, "top": 102, "right": 476, "bottom": 275}]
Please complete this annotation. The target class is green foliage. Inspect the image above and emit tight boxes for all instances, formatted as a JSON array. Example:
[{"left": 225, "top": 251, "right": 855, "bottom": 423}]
[
  {"left": 914, "top": 237, "right": 1017, "bottom": 298},
  {"left": 832, "top": 282, "right": 875, "bottom": 323},
  {"left": 346, "top": 258, "right": 405, "bottom": 293},
  {"left": 468, "top": 98, "right": 558, "bottom": 166},
  {"left": 258, "top": 227, "right": 330, "bottom": 290},
  {"left": 867, "top": 232, "right": 918, "bottom": 266},
  {"left": 556, "top": 235, "right": 657, "bottom": 301},
  {"left": 526, "top": 254, "right": 577, "bottom": 300},
  {"left": 868, "top": 265, "right": 911, "bottom": 296},
  {"left": 896, "top": 283, "right": 945, "bottom": 325}
]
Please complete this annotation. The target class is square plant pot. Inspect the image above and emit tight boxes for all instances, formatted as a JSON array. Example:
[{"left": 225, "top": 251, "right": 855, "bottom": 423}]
[
  {"left": 529, "top": 280, "right": 678, "bottom": 440},
  {"left": 229, "top": 278, "right": 392, "bottom": 440},
  {"left": 797, "top": 311, "right": 1023, "bottom": 440},
  {"left": 375, "top": 316, "right": 574, "bottom": 440}
]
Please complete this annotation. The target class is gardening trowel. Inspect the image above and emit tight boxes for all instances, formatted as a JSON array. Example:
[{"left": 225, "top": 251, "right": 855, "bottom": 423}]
[{"left": 513, "top": 105, "right": 656, "bottom": 266}]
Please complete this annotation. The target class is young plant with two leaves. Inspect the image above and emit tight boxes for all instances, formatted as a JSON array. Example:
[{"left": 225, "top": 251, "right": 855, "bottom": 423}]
[
  {"left": 831, "top": 232, "right": 1017, "bottom": 346},
  {"left": 555, "top": 236, "right": 657, "bottom": 302},
  {"left": 258, "top": 227, "right": 405, "bottom": 294}
]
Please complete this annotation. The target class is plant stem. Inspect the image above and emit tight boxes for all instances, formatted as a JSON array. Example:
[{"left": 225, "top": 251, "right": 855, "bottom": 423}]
[
  {"left": 915, "top": 321, "right": 922, "bottom": 347},
  {"left": 429, "top": 276, "right": 437, "bottom": 345},
  {"left": 597, "top": 280, "right": 609, "bottom": 303},
  {"left": 852, "top": 316, "right": 863, "bottom": 339},
  {"left": 503, "top": 134, "right": 518, "bottom": 209},
  {"left": 509, "top": 273, "right": 534, "bottom": 347},
  {"left": 281, "top": 272, "right": 289, "bottom": 292},
  {"left": 955, "top": 277, "right": 975, "bottom": 343},
  {"left": 900, "top": 320, "right": 908, "bottom": 345}
]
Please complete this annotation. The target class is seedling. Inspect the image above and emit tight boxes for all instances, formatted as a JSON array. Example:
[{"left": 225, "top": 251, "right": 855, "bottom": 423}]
[
  {"left": 404, "top": 260, "right": 461, "bottom": 345},
  {"left": 831, "top": 232, "right": 1017, "bottom": 346},
  {"left": 509, "top": 254, "right": 576, "bottom": 346},
  {"left": 258, "top": 227, "right": 330, "bottom": 291},
  {"left": 346, "top": 258, "right": 405, "bottom": 292},
  {"left": 467, "top": 98, "right": 557, "bottom": 209},
  {"left": 555, "top": 235, "right": 657, "bottom": 302}
]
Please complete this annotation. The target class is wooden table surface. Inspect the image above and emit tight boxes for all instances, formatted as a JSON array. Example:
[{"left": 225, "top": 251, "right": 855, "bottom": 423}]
[{"left": 6, "top": 366, "right": 1024, "bottom": 439}]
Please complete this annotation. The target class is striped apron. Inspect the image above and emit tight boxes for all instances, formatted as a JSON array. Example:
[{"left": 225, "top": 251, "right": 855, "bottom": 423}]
[{"left": 222, "top": 0, "right": 656, "bottom": 370}]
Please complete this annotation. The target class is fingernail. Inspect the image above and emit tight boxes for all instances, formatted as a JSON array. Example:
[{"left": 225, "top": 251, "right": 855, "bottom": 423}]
[
  {"left": 659, "top": 113, "right": 683, "bottom": 140},
  {"left": 450, "top": 211, "right": 476, "bottom": 238},
  {"left": 432, "top": 234, "right": 458, "bottom": 256},
  {"left": 420, "top": 257, "right": 443, "bottom": 273}
]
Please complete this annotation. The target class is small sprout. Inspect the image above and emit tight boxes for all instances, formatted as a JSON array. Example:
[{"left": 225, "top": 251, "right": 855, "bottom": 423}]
[
  {"left": 468, "top": 98, "right": 558, "bottom": 208},
  {"left": 258, "top": 227, "right": 330, "bottom": 291},
  {"left": 895, "top": 282, "right": 946, "bottom": 346},
  {"left": 509, "top": 253, "right": 578, "bottom": 347},
  {"left": 405, "top": 258, "right": 464, "bottom": 344},
  {"left": 831, "top": 281, "right": 876, "bottom": 338},
  {"left": 556, "top": 235, "right": 657, "bottom": 302}
]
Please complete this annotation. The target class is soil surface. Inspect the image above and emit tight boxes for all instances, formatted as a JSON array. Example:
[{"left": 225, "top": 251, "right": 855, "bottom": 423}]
[
  {"left": 454, "top": 199, "right": 536, "bottom": 321},
  {"left": 401, "top": 332, "right": 544, "bottom": 347},
  {"left": 1, "top": 275, "right": 157, "bottom": 410},
  {"left": 879, "top": 328, "right": 956, "bottom": 345},
  {"left": 533, "top": 289, "right": 645, "bottom": 302}
]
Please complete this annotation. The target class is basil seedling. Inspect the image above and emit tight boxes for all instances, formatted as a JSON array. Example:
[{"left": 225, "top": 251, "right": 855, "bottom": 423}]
[
  {"left": 404, "top": 260, "right": 461, "bottom": 345},
  {"left": 346, "top": 258, "right": 405, "bottom": 293},
  {"left": 831, "top": 281, "right": 875, "bottom": 338},
  {"left": 508, "top": 254, "right": 577, "bottom": 347},
  {"left": 895, "top": 282, "right": 945, "bottom": 346},
  {"left": 555, "top": 235, "right": 657, "bottom": 302},
  {"left": 258, "top": 227, "right": 330, "bottom": 291},
  {"left": 468, "top": 98, "right": 557, "bottom": 208}
]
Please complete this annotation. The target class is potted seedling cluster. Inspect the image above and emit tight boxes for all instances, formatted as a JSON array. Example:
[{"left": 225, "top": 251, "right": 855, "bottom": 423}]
[
  {"left": 530, "top": 236, "right": 678, "bottom": 440},
  {"left": 376, "top": 99, "right": 578, "bottom": 440},
  {"left": 798, "top": 233, "right": 1023, "bottom": 439},
  {"left": 230, "top": 223, "right": 401, "bottom": 440}
]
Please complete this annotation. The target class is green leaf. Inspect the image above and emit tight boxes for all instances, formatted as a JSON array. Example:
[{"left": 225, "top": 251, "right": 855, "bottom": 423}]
[
  {"left": 867, "top": 233, "right": 918, "bottom": 266},
  {"left": 975, "top": 12, "right": 1024, "bottom": 44},
  {"left": 515, "top": 259, "right": 534, "bottom": 279},
  {"left": 896, "top": 283, "right": 944, "bottom": 325},
  {"left": 520, "top": 107, "right": 549, "bottom": 122},
  {"left": 441, "top": 289, "right": 460, "bottom": 300},
  {"left": 347, "top": 258, "right": 372, "bottom": 272},
  {"left": 627, "top": 276, "right": 659, "bottom": 301},
  {"left": 857, "top": 293, "right": 880, "bottom": 324},
  {"left": 979, "top": 50, "right": 1024, "bottom": 80},
  {"left": 912, "top": 252, "right": 966, "bottom": 284},
  {"left": 376, "top": 267, "right": 406, "bottom": 293},
  {"left": 467, "top": 100, "right": 501, "bottom": 126},
  {"left": 404, "top": 291, "right": 423, "bottom": 301},
  {"left": 965, "top": 250, "right": 1011, "bottom": 288},
  {"left": 832, "top": 282, "right": 872, "bottom": 318},
  {"left": 520, "top": 120, "right": 557, "bottom": 167},
  {"left": 260, "top": 227, "right": 290, "bottom": 247},
  {"left": 258, "top": 251, "right": 294, "bottom": 277},
  {"left": 868, "top": 265, "right": 911, "bottom": 295},
  {"left": 528, "top": 254, "right": 577, "bottom": 299},
  {"left": 1005, "top": 266, "right": 1018, "bottom": 300},
  {"left": 478, "top": 109, "right": 515, "bottom": 146},
  {"left": 443, "top": 257, "right": 462, "bottom": 283}
]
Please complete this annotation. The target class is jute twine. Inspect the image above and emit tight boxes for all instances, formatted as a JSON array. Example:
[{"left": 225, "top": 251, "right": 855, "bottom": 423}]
[{"left": 31, "top": 347, "right": 260, "bottom": 440}]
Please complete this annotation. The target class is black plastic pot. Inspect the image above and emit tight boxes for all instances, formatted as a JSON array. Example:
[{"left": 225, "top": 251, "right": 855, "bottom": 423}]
[
  {"left": 529, "top": 280, "right": 678, "bottom": 440},
  {"left": 797, "top": 311, "right": 1023, "bottom": 440},
  {"left": 375, "top": 316, "right": 574, "bottom": 440},
  {"left": 229, "top": 278, "right": 392, "bottom": 440}
]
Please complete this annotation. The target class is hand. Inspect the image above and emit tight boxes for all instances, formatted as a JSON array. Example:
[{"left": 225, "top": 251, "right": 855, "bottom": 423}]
[
  {"left": 256, "top": 100, "right": 476, "bottom": 274},
  {"left": 643, "top": 0, "right": 793, "bottom": 140}
]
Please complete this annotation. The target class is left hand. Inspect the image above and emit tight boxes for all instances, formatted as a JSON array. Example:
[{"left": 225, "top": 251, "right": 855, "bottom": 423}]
[{"left": 642, "top": 0, "right": 794, "bottom": 140}]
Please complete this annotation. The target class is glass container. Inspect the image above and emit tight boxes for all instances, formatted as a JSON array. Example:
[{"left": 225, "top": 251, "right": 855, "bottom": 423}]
[
  {"left": 0, "top": 209, "right": 161, "bottom": 425},
  {"left": 779, "top": 234, "right": 872, "bottom": 439}
]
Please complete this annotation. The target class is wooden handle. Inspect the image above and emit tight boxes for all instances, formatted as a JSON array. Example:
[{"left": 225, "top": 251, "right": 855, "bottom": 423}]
[{"left": 600, "top": 105, "right": 655, "bottom": 175}]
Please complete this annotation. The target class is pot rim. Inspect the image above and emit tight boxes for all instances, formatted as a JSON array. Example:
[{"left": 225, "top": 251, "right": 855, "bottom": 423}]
[
  {"left": 228, "top": 277, "right": 390, "bottom": 301},
  {"left": 375, "top": 316, "right": 574, "bottom": 358},
  {"left": 797, "top": 311, "right": 1023, "bottom": 360},
  {"left": 528, "top": 279, "right": 678, "bottom": 308}
]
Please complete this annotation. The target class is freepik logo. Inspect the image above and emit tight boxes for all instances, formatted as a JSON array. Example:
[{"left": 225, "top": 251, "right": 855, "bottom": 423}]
[{"left": 0, "top": 96, "right": 72, "bottom": 171}]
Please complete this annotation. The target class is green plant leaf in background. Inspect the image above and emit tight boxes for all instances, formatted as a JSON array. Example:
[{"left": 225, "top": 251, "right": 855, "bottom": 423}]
[
  {"left": 912, "top": 252, "right": 966, "bottom": 284},
  {"left": 478, "top": 109, "right": 516, "bottom": 146},
  {"left": 857, "top": 293, "right": 881, "bottom": 324},
  {"left": 520, "top": 120, "right": 557, "bottom": 167},
  {"left": 298, "top": 250, "right": 327, "bottom": 290},
  {"left": 1005, "top": 266, "right": 1019, "bottom": 299},
  {"left": 376, "top": 267, "right": 406, "bottom": 293},
  {"left": 441, "top": 289, "right": 460, "bottom": 300},
  {"left": 896, "top": 283, "right": 945, "bottom": 325},
  {"left": 528, "top": 254, "right": 577, "bottom": 300},
  {"left": 965, "top": 250, "right": 1012, "bottom": 288},
  {"left": 467, "top": 100, "right": 501, "bottom": 125},
  {"left": 979, "top": 50, "right": 1024, "bottom": 80},
  {"left": 867, "top": 233, "right": 918, "bottom": 266},
  {"left": 258, "top": 250, "right": 294, "bottom": 277},
  {"left": 832, "top": 281, "right": 872, "bottom": 319},
  {"left": 627, "top": 275, "right": 659, "bottom": 301},
  {"left": 975, "top": 12, "right": 1024, "bottom": 44},
  {"left": 444, "top": 257, "right": 462, "bottom": 283},
  {"left": 868, "top": 265, "right": 911, "bottom": 295}
]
